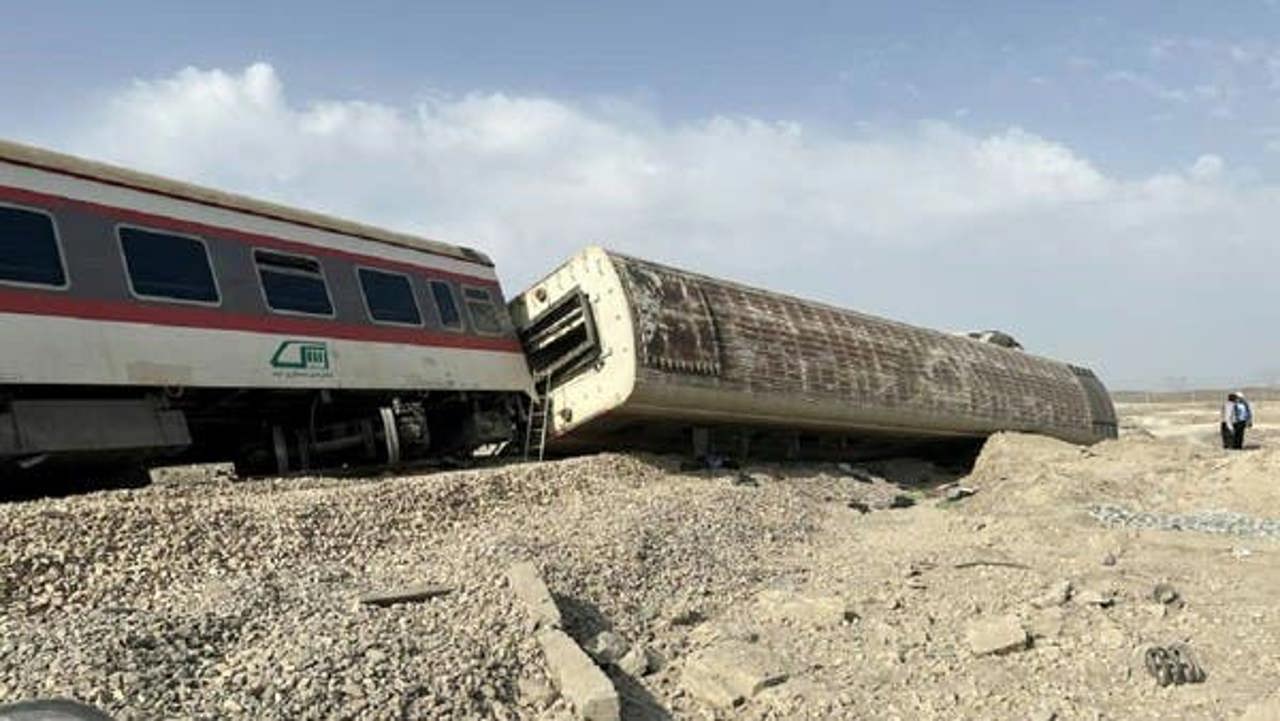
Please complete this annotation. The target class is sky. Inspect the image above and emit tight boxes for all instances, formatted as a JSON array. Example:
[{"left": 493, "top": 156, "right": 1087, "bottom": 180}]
[{"left": 5, "top": 1, "right": 1280, "bottom": 389}]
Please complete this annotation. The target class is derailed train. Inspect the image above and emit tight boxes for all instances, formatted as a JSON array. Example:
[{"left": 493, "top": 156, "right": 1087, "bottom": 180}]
[
  {"left": 0, "top": 140, "right": 1115, "bottom": 484},
  {"left": 509, "top": 248, "right": 1116, "bottom": 461}
]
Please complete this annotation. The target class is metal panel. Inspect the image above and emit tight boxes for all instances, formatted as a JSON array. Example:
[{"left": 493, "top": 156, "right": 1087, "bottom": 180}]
[
  {"left": 1, "top": 399, "right": 191, "bottom": 456},
  {"left": 616, "top": 260, "right": 721, "bottom": 376},
  {"left": 607, "top": 252, "right": 1106, "bottom": 443}
]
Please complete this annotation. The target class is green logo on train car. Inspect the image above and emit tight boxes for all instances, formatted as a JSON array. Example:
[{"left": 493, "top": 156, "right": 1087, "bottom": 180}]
[{"left": 271, "top": 340, "right": 331, "bottom": 372}]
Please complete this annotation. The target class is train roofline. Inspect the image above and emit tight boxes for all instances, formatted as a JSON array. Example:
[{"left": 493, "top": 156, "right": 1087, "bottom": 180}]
[{"left": 0, "top": 138, "right": 492, "bottom": 267}]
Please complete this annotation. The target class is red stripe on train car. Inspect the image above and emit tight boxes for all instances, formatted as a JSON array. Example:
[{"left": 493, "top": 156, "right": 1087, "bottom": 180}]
[
  {"left": 0, "top": 287, "right": 524, "bottom": 354},
  {"left": 0, "top": 183, "right": 502, "bottom": 290}
]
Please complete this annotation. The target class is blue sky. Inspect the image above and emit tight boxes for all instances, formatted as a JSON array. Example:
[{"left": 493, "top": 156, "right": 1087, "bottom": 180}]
[{"left": 5, "top": 1, "right": 1280, "bottom": 388}]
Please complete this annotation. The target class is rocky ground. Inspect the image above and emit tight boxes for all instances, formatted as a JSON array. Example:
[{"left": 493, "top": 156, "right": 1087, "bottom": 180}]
[{"left": 1, "top": 401, "right": 1279, "bottom": 720}]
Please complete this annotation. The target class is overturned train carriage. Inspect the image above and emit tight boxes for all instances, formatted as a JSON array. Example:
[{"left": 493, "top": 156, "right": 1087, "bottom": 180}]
[{"left": 510, "top": 247, "right": 1117, "bottom": 460}]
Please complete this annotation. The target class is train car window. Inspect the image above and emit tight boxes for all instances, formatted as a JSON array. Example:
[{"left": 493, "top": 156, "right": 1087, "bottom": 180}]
[
  {"left": 429, "top": 280, "right": 462, "bottom": 330},
  {"left": 254, "top": 249, "right": 334, "bottom": 316},
  {"left": 357, "top": 267, "right": 422, "bottom": 325},
  {"left": 0, "top": 205, "right": 67, "bottom": 287},
  {"left": 462, "top": 286, "right": 504, "bottom": 334},
  {"left": 118, "top": 226, "right": 219, "bottom": 303}
]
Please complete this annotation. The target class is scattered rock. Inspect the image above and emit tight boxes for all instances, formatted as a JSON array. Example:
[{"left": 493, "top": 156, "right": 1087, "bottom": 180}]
[
  {"left": 616, "top": 644, "right": 655, "bottom": 677},
  {"left": 1031, "top": 580, "right": 1073, "bottom": 609},
  {"left": 847, "top": 500, "right": 871, "bottom": 514},
  {"left": 690, "top": 621, "right": 760, "bottom": 646},
  {"left": 1025, "top": 607, "right": 1065, "bottom": 640},
  {"left": 585, "top": 631, "right": 630, "bottom": 665},
  {"left": 965, "top": 615, "right": 1030, "bottom": 656},
  {"left": 506, "top": 561, "right": 563, "bottom": 629},
  {"left": 357, "top": 583, "right": 452, "bottom": 607},
  {"left": 755, "top": 589, "right": 855, "bottom": 627},
  {"left": 680, "top": 641, "right": 788, "bottom": 709},
  {"left": 1101, "top": 552, "right": 1117, "bottom": 567},
  {"left": 942, "top": 485, "right": 978, "bottom": 502},
  {"left": 1076, "top": 588, "right": 1116, "bottom": 608},
  {"left": 888, "top": 494, "right": 916, "bottom": 509},
  {"left": 517, "top": 675, "right": 558, "bottom": 708},
  {"left": 537, "top": 628, "right": 620, "bottom": 721},
  {"left": 1151, "top": 583, "right": 1181, "bottom": 606}
]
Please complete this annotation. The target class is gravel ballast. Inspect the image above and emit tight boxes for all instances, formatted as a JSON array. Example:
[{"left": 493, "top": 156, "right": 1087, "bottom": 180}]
[{"left": 0, "top": 454, "right": 819, "bottom": 720}]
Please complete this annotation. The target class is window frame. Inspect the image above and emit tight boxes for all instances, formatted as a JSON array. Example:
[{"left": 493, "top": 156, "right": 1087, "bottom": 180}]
[
  {"left": 355, "top": 265, "right": 424, "bottom": 328},
  {"left": 252, "top": 247, "right": 336, "bottom": 319},
  {"left": 115, "top": 223, "right": 221, "bottom": 306},
  {"left": 460, "top": 284, "right": 504, "bottom": 336},
  {"left": 427, "top": 278, "right": 464, "bottom": 332},
  {"left": 0, "top": 202, "right": 71, "bottom": 291}
]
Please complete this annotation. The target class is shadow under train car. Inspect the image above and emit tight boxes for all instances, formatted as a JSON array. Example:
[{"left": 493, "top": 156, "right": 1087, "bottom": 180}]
[{"left": 508, "top": 246, "right": 1117, "bottom": 463}]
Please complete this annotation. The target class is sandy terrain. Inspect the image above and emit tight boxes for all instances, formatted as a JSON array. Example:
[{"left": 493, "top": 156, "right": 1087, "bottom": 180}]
[{"left": 1, "top": 400, "right": 1279, "bottom": 720}]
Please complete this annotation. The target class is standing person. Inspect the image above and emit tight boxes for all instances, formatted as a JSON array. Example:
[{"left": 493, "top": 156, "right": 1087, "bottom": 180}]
[
  {"left": 1221, "top": 392, "right": 1251, "bottom": 449},
  {"left": 1222, "top": 393, "right": 1240, "bottom": 449},
  {"left": 1233, "top": 392, "right": 1253, "bottom": 449},
  {"left": 1237, "top": 391, "right": 1254, "bottom": 431}
]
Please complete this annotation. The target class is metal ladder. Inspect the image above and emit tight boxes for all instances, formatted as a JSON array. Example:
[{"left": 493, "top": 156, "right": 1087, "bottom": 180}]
[{"left": 523, "top": 376, "right": 551, "bottom": 462}]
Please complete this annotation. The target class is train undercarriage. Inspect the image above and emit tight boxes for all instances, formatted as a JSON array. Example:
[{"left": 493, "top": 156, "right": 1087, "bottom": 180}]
[{"left": 0, "top": 385, "right": 524, "bottom": 490}]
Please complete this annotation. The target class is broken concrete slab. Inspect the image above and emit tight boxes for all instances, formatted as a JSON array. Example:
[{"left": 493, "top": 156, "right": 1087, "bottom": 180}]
[
  {"left": 358, "top": 583, "right": 452, "bottom": 607},
  {"left": 506, "top": 561, "right": 563, "bottom": 629},
  {"left": 537, "top": 628, "right": 620, "bottom": 721},
  {"left": 681, "top": 640, "right": 788, "bottom": 709},
  {"left": 755, "top": 589, "right": 854, "bottom": 628},
  {"left": 965, "top": 615, "right": 1030, "bottom": 656}
]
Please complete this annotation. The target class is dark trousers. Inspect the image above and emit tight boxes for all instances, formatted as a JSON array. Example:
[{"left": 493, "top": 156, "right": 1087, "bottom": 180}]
[{"left": 1222, "top": 423, "right": 1246, "bottom": 449}]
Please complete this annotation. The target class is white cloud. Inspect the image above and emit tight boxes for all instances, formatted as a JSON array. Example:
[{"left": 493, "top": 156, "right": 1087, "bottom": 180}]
[{"left": 41, "top": 63, "right": 1280, "bottom": 388}]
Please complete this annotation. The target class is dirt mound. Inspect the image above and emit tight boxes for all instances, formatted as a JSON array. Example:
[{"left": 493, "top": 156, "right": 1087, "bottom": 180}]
[{"left": 965, "top": 431, "right": 1280, "bottom": 517}]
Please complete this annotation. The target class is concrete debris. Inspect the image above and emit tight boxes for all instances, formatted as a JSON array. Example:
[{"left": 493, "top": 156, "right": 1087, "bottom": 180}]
[
  {"left": 537, "top": 628, "right": 620, "bottom": 721},
  {"left": 585, "top": 630, "right": 629, "bottom": 666},
  {"left": 506, "top": 561, "right": 563, "bottom": 629},
  {"left": 680, "top": 641, "right": 788, "bottom": 709},
  {"left": 357, "top": 583, "right": 452, "bottom": 607},
  {"left": 966, "top": 615, "right": 1030, "bottom": 656},
  {"left": 755, "top": 589, "right": 854, "bottom": 627}
]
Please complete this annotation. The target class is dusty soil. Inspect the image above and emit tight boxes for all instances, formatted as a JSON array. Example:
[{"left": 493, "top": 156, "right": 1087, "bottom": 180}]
[{"left": 1, "top": 400, "right": 1278, "bottom": 720}]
